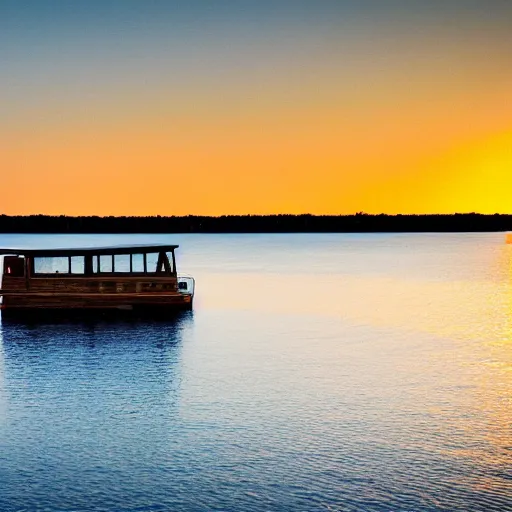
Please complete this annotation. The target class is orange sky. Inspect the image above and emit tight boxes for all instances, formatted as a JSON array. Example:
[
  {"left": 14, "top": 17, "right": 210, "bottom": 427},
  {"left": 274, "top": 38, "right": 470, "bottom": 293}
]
[{"left": 2, "top": 1, "right": 512, "bottom": 215}]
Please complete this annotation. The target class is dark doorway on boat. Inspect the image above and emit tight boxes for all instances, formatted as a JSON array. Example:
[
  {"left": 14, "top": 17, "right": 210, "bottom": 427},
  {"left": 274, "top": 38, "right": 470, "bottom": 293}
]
[{"left": 3, "top": 256, "right": 25, "bottom": 277}]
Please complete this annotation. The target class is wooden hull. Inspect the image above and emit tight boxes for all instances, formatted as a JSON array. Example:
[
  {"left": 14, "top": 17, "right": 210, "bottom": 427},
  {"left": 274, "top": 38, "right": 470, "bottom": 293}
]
[
  {"left": 0, "top": 293, "right": 192, "bottom": 309},
  {"left": 0, "top": 305, "right": 193, "bottom": 323},
  {"left": 0, "top": 275, "right": 193, "bottom": 314}
]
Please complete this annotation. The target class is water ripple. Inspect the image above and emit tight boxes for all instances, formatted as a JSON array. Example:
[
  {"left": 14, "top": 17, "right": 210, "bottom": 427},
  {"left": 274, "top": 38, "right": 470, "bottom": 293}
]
[{"left": 0, "top": 233, "right": 511, "bottom": 511}]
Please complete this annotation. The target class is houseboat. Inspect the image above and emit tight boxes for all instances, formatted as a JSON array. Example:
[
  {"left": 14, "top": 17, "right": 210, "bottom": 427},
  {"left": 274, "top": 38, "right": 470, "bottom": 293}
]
[{"left": 0, "top": 243, "right": 195, "bottom": 315}]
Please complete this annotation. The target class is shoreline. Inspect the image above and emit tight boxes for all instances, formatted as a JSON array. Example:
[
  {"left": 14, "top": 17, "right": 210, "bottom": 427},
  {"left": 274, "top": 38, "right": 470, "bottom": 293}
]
[{"left": 0, "top": 213, "right": 511, "bottom": 234}]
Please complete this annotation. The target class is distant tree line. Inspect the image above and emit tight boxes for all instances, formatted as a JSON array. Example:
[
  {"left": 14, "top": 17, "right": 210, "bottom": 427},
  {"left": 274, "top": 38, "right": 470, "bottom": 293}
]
[{"left": 0, "top": 213, "right": 511, "bottom": 233}]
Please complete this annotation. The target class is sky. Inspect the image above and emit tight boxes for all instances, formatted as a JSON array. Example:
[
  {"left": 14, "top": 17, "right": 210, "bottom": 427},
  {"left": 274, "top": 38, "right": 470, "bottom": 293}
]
[{"left": 2, "top": 0, "right": 512, "bottom": 216}]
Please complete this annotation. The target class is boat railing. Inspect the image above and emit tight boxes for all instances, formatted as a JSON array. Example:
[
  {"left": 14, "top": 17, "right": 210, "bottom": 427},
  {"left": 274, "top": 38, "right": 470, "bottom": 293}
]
[{"left": 177, "top": 274, "right": 195, "bottom": 295}]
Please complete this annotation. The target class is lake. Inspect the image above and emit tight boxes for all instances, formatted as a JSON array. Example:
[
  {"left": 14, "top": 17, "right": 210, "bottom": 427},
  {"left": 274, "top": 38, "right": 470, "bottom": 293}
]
[{"left": 0, "top": 233, "right": 510, "bottom": 511}]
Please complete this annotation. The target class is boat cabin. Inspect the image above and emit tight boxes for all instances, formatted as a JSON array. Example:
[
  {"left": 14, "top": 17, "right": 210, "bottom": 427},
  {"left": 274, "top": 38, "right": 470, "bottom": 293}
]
[{"left": 0, "top": 243, "right": 194, "bottom": 313}]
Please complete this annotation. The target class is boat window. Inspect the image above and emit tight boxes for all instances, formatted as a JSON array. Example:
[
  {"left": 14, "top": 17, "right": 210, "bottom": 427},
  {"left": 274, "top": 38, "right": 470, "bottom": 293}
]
[
  {"left": 114, "top": 254, "right": 130, "bottom": 273},
  {"left": 132, "top": 254, "right": 144, "bottom": 272},
  {"left": 34, "top": 257, "right": 69, "bottom": 274},
  {"left": 99, "top": 255, "right": 113, "bottom": 273},
  {"left": 92, "top": 256, "right": 98, "bottom": 274},
  {"left": 70, "top": 256, "right": 85, "bottom": 274},
  {"left": 146, "top": 253, "right": 159, "bottom": 273}
]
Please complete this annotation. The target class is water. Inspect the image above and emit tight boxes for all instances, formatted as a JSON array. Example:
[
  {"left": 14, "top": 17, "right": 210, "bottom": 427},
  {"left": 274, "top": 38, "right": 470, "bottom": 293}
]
[{"left": 0, "top": 233, "right": 510, "bottom": 511}]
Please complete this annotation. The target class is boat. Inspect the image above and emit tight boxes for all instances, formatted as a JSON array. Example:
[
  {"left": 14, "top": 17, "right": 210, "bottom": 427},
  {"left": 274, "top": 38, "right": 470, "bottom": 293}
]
[{"left": 0, "top": 243, "right": 195, "bottom": 316}]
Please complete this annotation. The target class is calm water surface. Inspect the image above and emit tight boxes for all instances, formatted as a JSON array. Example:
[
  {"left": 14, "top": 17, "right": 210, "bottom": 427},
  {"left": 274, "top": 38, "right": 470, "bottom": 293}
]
[{"left": 0, "top": 233, "right": 511, "bottom": 511}]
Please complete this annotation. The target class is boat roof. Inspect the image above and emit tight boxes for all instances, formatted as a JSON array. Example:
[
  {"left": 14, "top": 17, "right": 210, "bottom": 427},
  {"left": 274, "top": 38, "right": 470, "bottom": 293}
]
[{"left": 0, "top": 243, "right": 179, "bottom": 257}]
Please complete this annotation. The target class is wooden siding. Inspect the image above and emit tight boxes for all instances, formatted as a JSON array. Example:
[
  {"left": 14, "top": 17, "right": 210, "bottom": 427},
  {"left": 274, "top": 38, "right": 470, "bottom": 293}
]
[
  {"left": 0, "top": 275, "right": 192, "bottom": 310},
  {"left": 2, "top": 275, "right": 177, "bottom": 292}
]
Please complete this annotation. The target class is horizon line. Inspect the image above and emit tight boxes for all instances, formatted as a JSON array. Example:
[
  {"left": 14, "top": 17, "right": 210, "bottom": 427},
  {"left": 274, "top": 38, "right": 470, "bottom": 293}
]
[{"left": 1, "top": 212, "right": 512, "bottom": 218}]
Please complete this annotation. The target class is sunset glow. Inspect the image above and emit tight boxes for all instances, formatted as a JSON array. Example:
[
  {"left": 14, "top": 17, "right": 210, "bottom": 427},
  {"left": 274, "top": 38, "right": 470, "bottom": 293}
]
[{"left": 2, "top": 1, "right": 512, "bottom": 215}]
